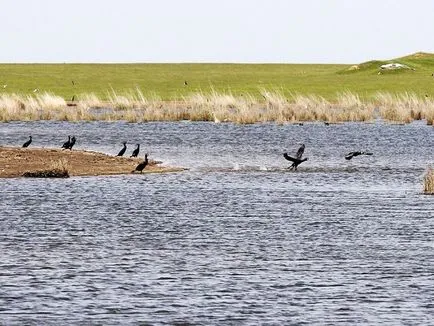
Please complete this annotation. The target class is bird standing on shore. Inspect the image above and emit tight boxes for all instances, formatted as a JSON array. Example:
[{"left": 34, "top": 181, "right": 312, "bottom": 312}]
[
  {"left": 22, "top": 136, "right": 32, "bottom": 148},
  {"left": 132, "top": 154, "right": 149, "bottom": 173},
  {"left": 117, "top": 142, "right": 127, "bottom": 156},
  {"left": 67, "top": 136, "right": 76, "bottom": 150},
  {"left": 131, "top": 144, "right": 140, "bottom": 157},
  {"left": 62, "top": 136, "right": 71, "bottom": 149}
]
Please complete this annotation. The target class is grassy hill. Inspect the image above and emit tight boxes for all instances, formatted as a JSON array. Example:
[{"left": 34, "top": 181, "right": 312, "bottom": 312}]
[{"left": 1, "top": 52, "right": 434, "bottom": 101}]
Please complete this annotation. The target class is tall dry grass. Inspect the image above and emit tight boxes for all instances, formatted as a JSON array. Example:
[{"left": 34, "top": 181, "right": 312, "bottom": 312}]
[
  {"left": 0, "top": 92, "right": 66, "bottom": 121},
  {"left": 375, "top": 92, "right": 434, "bottom": 124},
  {"left": 423, "top": 167, "right": 434, "bottom": 194},
  {"left": 1, "top": 90, "right": 433, "bottom": 124}
]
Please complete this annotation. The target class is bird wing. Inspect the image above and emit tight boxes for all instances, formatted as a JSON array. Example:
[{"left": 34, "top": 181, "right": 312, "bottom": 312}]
[
  {"left": 296, "top": 146, "right": 305, "bottom": 159},
  {"left": 345, "top": 154, "right": 353, "bottom": 160},
  {"left": 283, "top": 153, "right": 298, "bottom": 162}
]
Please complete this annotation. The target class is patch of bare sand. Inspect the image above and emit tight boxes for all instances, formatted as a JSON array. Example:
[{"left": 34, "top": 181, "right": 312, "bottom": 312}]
[{"left": 0, "top": 147, "right": 185, "bottom": 178}]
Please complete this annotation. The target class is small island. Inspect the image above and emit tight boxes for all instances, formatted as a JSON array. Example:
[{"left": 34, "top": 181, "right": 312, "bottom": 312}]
[{"left": 0, "top": 147, "right": 185, "bottom": 178}]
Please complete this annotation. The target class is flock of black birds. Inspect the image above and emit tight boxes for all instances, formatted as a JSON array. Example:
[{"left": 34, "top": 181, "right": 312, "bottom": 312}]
[
  {"left": 21, "top": 136, "right": 372, "bottom": 173},
  {"left": 116, "top": 142, "right": 148, "bottom": 172},
  {"left": 61, "top": 136, "right": 76, "bottom": 150},
  {"left": 21, "top": 136, "right": 149, "bottom": 173},
  {"left": 283, "top": 143, "right": 373, "bottom": 170}
]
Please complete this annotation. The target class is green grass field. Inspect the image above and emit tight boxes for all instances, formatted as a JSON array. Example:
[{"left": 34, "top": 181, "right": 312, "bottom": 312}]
[{"left": 1, "top": 52, "right": 434, "bottom": 101}]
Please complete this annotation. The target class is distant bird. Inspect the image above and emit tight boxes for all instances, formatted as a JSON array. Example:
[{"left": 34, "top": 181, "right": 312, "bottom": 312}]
[
  {"left": 283, "top": 153, "right": 308, "bottom": 171},
  {"left": 324, "top": 122, "right": 330, "bottom": 126},
  {"left": 22, "top": 136, "right": 32, "bottom": 148},
  {"left": 296, "top": 144, "right": 305, "bottom": 159},
  {"left": 2, "top": 84, "right": 7, "bottom": 89},
  {"left": 132, "top": 154, "right": 149, "bottom": 173},
  {"left": 345, "top": 151, "right": 373, "bottom": 160},
  {"left": 33, "top": 88, "right": 39, "bottom": 93},
  {"left": 184, "top": 80, "right": 188, "bottom": 86},
  {"left": 117, "top": 142, "right": 127, "bottom": 156},
  {"left": 67, "top": 136, "right": 76, "bottom": 150},
  {"left": 62, "top": 136, "right": 71, "bottom": 149},
  {"left": 130, "top": 144, "right": 140, "bottom": 157}
]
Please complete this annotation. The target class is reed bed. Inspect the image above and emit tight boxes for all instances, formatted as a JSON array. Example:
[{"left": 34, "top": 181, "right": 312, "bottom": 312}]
[
  {"left": 423, "top": 167, "right": 434, "bottom": 194},
  {"left": 375, "top": 92, "right": 434, "bottom": 124},
  {"left": 1, "top": 90, "right": 433, "bottom": 124}
]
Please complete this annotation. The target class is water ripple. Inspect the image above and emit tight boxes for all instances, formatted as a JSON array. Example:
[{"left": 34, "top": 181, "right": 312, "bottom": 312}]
[{"left": 0, "top": 121, "right": 433, "bottom": 324}]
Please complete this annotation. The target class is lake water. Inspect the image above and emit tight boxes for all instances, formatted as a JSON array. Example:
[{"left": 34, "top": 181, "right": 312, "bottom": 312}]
[{"left": 0, "top": 121, "right": 433, "bottom": 325}]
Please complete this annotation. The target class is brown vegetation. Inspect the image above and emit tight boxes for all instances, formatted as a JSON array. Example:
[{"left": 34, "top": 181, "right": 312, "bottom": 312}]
[
  {"left": 423, "top": 167, "right": 434, "bottom": 194},
  {"left": 1, "top": 90, "right": 434, "bottom": 124},
  {"left": 0, "top": 147, "right": 184, "bottom": 178}
]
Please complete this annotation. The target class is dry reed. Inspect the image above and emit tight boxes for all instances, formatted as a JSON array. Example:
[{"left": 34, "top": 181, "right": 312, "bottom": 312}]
[
  {"left": 23, "top": 158, "right": 69, "bottom": 178},
  {"left": 423, "top": 167, "right": 434, "bottom": 194},
  {"left": 375, "top": 92, "right": 434, "bottom": 124},
  {"left": 1, "top": 90, "right": 433, "bottom": 124}
]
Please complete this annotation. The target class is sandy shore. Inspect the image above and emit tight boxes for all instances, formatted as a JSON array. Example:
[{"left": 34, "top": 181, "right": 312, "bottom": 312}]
[{"left": 0, "top": 147, "right": 185, "bottom": 178}]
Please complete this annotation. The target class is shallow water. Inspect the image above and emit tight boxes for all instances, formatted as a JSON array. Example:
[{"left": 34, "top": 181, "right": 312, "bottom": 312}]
[{"left": 0, "top": 121, "right": 433, "bottom": 325}]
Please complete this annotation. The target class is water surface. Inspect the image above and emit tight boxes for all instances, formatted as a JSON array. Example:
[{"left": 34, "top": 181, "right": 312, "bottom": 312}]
[{"left": 0, "top": 121, "right": 433, "bottom": 325}]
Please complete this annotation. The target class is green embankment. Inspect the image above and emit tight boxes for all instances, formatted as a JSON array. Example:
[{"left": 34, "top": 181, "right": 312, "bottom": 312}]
[{"left": 1, "top": 52, "right": 434, "bottom": 101}]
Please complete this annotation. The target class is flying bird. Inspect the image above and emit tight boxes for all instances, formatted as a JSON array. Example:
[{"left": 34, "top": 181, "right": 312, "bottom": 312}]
[
  {"left": 345, "top": 151, "right": 373, "bottom": 160},
  {"left": 283, "top": 153, "right": 308, "bottom": 170},
  {"left": 117, "top": 142, "right": 127, "bottom": 156},
  {"left": 22, "top": 136, "right": 32, "bottom": 148}
]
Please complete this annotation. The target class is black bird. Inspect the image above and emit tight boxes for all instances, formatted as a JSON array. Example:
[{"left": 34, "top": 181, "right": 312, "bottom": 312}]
[
  {"left": 132, "top": 154, "right": 149, "bottom": 173},
  {"left": 67, "top": 136, "right": 76, "bottom": 150},
  {"left": 296, "top": 144, "right": 305, "bottom": 159},
  {"left": 117, "top": 142, "right": 127, "bottom": 156},
  {"left": 345, "top": 151, "right": 373, "bottom": 160},
  {"left": 130, "top": 144, "right": 140, "bottom": 158},
  {"left": 62, "top": 136, "right": 71, "bottom": 149},
  {"left": 283, "top": 153, "right": 308, "bottom": 170},
  {"left": 22, "top": 136, "right": 32, "bottom": 148},
  {"left": 184, "top": 80, "right": 188, "bottom": 86}
]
